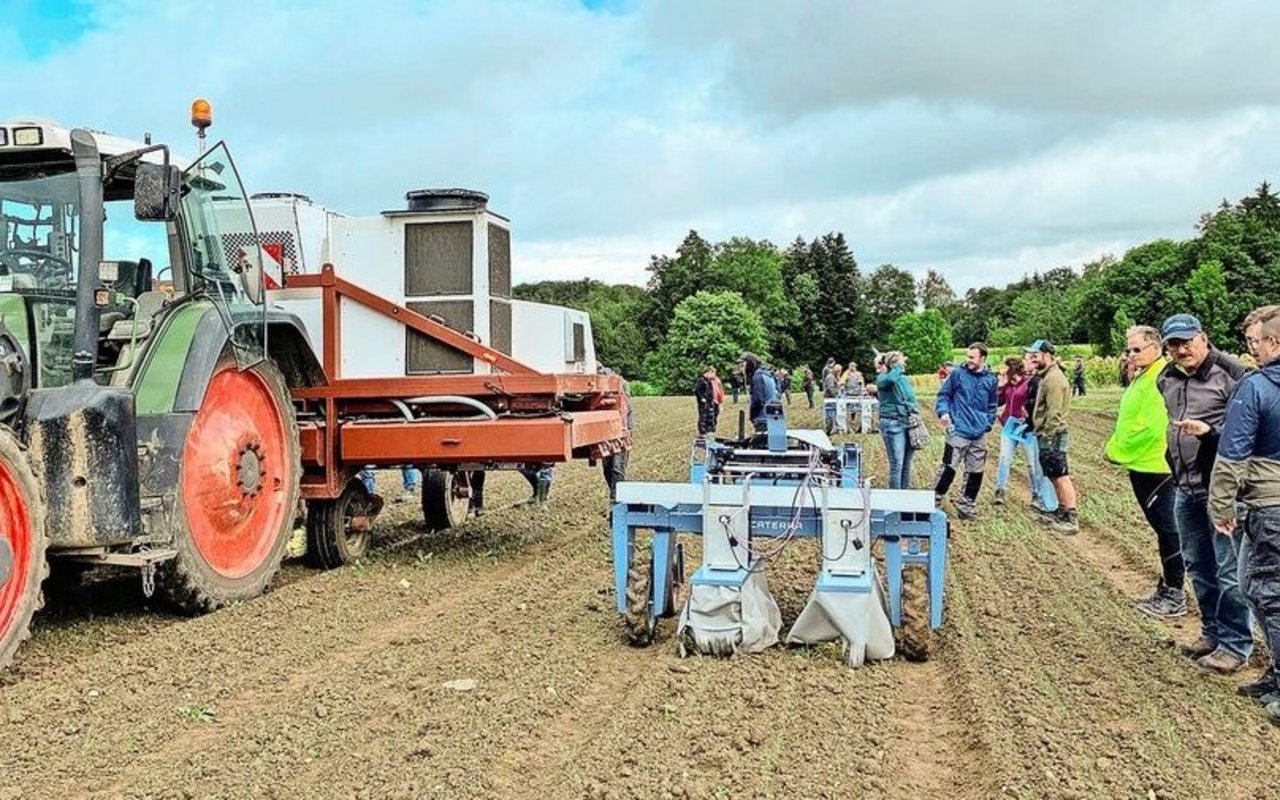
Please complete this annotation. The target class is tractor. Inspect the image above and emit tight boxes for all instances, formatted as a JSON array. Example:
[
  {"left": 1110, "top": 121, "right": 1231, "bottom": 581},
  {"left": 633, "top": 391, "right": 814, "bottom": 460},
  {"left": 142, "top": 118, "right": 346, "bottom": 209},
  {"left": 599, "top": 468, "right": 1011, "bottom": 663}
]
[{"left": 0, "top": 115, "right": 324, "bottom": 669}]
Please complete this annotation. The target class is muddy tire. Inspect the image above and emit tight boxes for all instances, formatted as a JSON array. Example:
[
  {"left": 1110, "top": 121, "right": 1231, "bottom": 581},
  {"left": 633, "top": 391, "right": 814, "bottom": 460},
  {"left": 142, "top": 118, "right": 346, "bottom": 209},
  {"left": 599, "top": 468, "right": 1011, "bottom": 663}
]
[
  {"left": 421, "top": 469, "right": 468, "bottom": 532},
  {"left": 897, "top": 566, "right": 934, "bottom": 662},
  {"left": 623, "top": 558, "right": 655, "bottom": 647},
  {"left": 161, "top": 355, "right": 301, "bottom": 614},
  {"left": 305, "top": 479, "right": 376, "bottom": 569},
  {"left": 0, "top": 426, "right": 47, "bottom": 670}
]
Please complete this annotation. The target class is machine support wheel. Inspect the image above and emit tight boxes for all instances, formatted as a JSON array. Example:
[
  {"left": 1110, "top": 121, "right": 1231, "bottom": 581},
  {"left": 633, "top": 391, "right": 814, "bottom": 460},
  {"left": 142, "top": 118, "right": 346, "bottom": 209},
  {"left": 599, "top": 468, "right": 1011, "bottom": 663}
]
[
  {"left": 897, "top": 566, "right": 935, "bottom": 662},
  {"left": 306, "top": 479, "right": 379, "bottom": 569},
  {"left": 623, "top": 556, "right": 656, "bottom": 647},
  {"left": 0, "top": 426, "right": 47, "bottom": 670},
  {"left": 161, "top": 354, "right": 301, "bottom": 613},
  {"left": 421, "top": 469, "right": 469, "bottom": 532}
]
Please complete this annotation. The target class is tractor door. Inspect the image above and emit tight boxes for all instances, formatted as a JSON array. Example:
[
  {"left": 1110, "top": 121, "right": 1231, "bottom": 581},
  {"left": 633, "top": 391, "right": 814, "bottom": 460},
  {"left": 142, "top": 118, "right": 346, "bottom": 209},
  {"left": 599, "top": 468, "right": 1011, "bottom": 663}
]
[{"left": 176, "top": 142, "right": 265, "bottom": 368}]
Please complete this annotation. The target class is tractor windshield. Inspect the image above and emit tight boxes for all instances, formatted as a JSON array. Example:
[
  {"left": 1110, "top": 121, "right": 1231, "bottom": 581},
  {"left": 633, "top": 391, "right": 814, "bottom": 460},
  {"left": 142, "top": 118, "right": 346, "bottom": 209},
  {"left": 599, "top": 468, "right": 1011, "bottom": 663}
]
[{"left": 0, "top": 170, "right": 80, "bottom": 293}]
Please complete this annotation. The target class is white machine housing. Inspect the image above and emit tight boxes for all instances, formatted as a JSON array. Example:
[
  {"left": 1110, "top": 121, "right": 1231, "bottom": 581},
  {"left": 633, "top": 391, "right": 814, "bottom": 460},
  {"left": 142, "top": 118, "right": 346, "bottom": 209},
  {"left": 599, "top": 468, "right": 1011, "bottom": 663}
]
[{"left": 239, "top": 191, "right": 596, "bottom": 378}]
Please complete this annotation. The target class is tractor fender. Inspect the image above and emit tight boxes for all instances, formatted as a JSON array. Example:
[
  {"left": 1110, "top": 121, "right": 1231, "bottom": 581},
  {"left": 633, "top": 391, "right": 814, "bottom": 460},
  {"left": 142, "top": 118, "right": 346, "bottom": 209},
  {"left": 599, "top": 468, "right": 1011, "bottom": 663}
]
[{"left": 170, "top": 309, "right": 325, "bottom": 413}]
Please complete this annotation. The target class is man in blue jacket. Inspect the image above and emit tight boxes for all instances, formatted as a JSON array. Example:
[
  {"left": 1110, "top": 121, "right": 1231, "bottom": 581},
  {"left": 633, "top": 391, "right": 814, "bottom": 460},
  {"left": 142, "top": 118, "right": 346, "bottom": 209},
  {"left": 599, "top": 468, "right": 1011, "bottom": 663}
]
[
  {"left": 1211, "top": 305, "right": 1280, "bottom": 718},
  {"left": 934, "top": 342, "right": 999, "bottom": 519},
  {"left": 741, "top": 351, "right": 780, "bottom": 432}
]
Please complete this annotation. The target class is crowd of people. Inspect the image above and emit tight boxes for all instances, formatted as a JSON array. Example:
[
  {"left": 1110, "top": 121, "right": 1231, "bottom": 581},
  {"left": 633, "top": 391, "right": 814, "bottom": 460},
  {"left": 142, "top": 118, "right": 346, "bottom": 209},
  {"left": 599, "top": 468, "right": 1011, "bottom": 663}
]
[{"left": 687, "top": 305, "right": 1280, "bottom": 725}]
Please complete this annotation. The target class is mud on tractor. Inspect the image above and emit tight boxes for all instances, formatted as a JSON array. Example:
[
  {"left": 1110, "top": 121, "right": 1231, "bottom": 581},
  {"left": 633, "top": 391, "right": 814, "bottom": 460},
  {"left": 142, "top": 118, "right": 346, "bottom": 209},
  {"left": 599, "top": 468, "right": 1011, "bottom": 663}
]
[{"left": 0, "top": 110, "right": 630, "bottom": 669}]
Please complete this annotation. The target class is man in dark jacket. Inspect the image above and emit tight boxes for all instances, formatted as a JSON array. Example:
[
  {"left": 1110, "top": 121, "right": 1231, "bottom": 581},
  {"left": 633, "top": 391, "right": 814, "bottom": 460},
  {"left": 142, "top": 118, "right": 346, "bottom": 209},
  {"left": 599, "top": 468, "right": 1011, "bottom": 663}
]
[
  {"left": 1211, "top": 305, "right": 1280, "bottom": 717},
  {"left": 934, "top": 343, "right": 998, "bottom": 519},
  {"left": 1158, "top": 313, "right": 1254, "bottom": 674},
  {"left": 694, "top": 366, "right": 717, "bottom": 435},
  {"left": 741, "top": 352, "right": 780, "bottom": 432}
]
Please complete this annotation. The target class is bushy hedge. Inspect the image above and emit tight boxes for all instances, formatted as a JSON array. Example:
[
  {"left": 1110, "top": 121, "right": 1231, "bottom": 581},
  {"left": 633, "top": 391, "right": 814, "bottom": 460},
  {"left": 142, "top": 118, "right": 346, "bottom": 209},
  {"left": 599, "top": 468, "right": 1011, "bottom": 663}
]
[{"left": 628, "top": 380, "right": 662, "bottom": 397}]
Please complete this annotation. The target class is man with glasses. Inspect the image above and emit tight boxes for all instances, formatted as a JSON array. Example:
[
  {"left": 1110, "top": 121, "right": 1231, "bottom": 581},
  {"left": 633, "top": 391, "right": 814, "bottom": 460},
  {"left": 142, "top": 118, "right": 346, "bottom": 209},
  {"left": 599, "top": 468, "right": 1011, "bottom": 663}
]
[
  {"left": 1106, "top": 326, "right": 1185, "bottom": 617},
  {"left": 934, "top": 342, "right": 998, "bottom": 520},
  {"left": 1210, "top": 305, "right": 1280, "bottom": 721},
  {"left": 1157, "top": 313, "right": 1254, "bottom": 674}
]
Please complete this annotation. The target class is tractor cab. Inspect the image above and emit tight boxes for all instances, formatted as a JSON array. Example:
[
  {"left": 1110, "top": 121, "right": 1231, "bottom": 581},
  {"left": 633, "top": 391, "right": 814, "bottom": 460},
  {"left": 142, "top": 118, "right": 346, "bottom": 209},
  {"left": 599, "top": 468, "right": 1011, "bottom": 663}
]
[{"left": 0, "top": 120, "right": 265, "bottom": 392}]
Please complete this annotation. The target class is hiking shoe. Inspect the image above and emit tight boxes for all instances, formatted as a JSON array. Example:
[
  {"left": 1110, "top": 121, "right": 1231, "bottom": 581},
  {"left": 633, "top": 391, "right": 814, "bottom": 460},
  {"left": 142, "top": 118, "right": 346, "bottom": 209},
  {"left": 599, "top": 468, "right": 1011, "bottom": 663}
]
[
  {"left": 1197, "top": 649, "right": 1247, "bottom": 674},
  {"left": 1239, "top": 674, "right": 1278, "bottom": 699},
  {"left": 1049, "top": 509, "right": 1079, "bottom": 535},
  {"left": 1257, "top": 691, "right": 1280, "bottom": 707},
  {"left": 1179, "top": 636, "right": 1216, "bottom": 659},
  {"left": 956, "top": 505, "right": 977, "bottom": 521},
  {"left": 993, "top": 489, "right": 1006, "bottom": 506},
  {"left": 1135, "top": 586, "right": 1188, "bottom": 619}
]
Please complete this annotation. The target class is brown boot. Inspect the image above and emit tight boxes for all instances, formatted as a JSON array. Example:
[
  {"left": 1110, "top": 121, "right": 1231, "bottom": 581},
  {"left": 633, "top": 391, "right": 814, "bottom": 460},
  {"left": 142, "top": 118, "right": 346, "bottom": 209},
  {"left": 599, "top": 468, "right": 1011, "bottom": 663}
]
[
  {"left": 1178, "top": 636, "right": 1216, "bottom": 659},
  {"left": 1198, "top": 649, "right": 1247, "bottom": 674}
]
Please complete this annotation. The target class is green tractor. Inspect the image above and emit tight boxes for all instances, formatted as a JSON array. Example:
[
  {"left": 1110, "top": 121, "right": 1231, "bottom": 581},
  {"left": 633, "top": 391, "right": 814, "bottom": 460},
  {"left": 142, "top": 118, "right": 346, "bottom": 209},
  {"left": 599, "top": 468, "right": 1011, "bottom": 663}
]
[{"left": 0, "top": 119, "right": 323, "bottom": 668}]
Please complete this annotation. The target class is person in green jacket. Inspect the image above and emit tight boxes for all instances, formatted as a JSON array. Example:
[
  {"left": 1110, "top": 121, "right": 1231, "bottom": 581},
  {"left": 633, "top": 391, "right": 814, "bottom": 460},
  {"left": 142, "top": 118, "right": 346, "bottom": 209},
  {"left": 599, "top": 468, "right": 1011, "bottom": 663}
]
[{"left": 1106, "top": 325, "right": 1187, "bottom": 618}]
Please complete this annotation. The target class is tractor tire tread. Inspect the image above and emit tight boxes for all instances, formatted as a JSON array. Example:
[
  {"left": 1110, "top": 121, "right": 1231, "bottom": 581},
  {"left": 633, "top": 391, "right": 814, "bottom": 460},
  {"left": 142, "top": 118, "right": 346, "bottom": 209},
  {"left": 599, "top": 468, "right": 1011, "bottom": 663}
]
[
  {"left": 0, "top": 425, "right": 48, "bottom": 671},
  {"left": 160, "top": 355, "right": 301, "bottom": 615}
]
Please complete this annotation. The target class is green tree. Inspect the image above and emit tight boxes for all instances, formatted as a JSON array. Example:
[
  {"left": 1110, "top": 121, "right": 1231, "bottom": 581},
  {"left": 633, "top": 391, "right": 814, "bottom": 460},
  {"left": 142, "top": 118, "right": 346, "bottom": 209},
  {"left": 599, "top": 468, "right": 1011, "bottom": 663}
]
[
  {"left": 916, "top": 269, "right": 956, "bottom": 310},
  {"left": 639, "top": 230, "right": 715, "bottom": 348},
  {"left": 707, "top": 237, "right": 799, "bottom": 361},
  {"left": 887, "top": 310, "right": 953, "bottom": 375},
  {"left": 863, "top": 264, "right": 918, "bottom": 345},
  {"left": 1184, "top": 260, "right": 1231, "bottom": 345},
  {"left": 1109, "top": 309, "right": 1135, "bottom": 357},
  {"left": 643, "top": 291, "right": 769, "bottom": 394}
]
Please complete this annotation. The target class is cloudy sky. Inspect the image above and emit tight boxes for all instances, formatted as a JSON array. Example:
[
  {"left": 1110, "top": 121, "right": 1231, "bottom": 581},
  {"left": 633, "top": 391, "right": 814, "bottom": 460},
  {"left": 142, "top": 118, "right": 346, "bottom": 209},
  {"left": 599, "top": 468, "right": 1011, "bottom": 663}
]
[{"left": 5, "top": 0, "right": 1279, "bottom": 291}]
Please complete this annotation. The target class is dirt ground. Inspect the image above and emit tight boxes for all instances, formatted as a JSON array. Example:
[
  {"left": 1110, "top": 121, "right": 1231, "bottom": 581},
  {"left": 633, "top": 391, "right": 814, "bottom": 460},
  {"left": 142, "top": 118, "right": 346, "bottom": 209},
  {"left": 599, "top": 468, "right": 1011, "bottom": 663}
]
[{"left": 1, "top": 393, "right": 1277, "bottom": 800}]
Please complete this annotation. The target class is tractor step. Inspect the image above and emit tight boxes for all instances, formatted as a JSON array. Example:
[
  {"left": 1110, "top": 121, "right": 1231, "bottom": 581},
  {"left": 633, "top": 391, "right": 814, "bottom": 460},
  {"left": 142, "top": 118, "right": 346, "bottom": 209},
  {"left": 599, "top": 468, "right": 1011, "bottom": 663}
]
[{"left": 52, "top": 548, "right": 178, "bottom": 598}]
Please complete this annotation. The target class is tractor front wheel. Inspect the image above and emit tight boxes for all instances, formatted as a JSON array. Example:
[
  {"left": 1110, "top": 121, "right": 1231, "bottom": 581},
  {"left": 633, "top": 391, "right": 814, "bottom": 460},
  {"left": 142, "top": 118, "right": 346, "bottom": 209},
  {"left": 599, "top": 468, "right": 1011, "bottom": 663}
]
[
  {"left": 0, "top": 427, "right": 46, "bottom": 670},
  {"left": 161, "top": 355, "right": 301, "bottom": 613}
]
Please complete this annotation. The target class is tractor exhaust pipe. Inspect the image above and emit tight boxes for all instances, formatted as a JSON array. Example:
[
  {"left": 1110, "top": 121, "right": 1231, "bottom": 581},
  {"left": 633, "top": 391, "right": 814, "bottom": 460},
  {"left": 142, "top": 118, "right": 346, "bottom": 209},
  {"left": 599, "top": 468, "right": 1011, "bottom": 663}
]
[{"left": 70, "top": 129, "right": 104, "bottom": 384}]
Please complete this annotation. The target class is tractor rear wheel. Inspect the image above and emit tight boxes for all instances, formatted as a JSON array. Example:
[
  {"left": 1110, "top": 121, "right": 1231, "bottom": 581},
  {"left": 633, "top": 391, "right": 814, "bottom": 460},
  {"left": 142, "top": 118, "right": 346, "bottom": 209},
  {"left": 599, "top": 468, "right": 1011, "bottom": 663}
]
[
  {"left": 161, "top": 355, "right": 301, "bottom": 613},
  {"left": 0, "top": 426, "right": 46, "bottom": 670},
  {"left": 421, "top": 469, "right": 469, "bottom": 532},
  {"left": 897, "top": 566, "right": 935, "bottom": 662},
  {"left": 306, "top": 479, "right": 379, "bottom": 569}
]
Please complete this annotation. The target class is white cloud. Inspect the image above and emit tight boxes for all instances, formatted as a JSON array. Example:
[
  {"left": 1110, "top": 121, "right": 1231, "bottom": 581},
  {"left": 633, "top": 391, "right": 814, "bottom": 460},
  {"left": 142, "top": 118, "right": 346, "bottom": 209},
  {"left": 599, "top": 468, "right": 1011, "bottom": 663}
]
[{"left": 2, "top": 0, "right": 1278, "bottom": 294}]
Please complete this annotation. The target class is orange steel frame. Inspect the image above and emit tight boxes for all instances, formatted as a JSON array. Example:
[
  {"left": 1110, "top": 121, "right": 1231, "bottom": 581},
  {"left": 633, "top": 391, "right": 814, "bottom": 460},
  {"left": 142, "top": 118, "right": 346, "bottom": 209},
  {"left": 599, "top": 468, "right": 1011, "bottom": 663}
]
[{"left": 286, "top": 266, "right": 630, "bottom": 500}]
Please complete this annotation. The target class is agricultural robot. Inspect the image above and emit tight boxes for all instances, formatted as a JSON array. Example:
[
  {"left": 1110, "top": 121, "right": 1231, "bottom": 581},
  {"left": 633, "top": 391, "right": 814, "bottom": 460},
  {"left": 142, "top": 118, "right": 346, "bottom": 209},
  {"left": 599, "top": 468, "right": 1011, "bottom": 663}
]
[
  {"left": 0, "top": 106, "right": 629, "bottom": 669},
  {"left": 612, "top": 403, "right": 947, "bottom": 664}
]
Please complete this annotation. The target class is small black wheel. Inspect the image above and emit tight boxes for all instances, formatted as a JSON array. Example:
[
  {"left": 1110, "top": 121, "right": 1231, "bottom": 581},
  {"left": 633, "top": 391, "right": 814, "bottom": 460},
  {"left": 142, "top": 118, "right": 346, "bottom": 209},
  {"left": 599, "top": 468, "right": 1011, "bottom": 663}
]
[
  {"left": 421, "top": 469, "right": 470, "bottom": 532},
  {"left": 306, "top": 479, "right": 378, "bottom": 568}
]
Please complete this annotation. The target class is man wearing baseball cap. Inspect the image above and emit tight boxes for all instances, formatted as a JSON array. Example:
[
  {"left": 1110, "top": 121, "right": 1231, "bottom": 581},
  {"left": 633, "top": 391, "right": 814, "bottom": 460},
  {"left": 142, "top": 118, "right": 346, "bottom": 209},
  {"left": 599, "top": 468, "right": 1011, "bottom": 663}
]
[
  {"left": 1024, "top": 339, "right": 1078, "bottom": 533},
  {"left": 1157, "top": 313, "right": 1254, "bottom": 674}
]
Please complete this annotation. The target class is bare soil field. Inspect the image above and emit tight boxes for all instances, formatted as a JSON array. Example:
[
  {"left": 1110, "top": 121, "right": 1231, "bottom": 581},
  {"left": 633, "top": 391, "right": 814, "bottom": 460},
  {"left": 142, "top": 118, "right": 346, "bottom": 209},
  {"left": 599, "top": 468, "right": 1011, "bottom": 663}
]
[{"left": 1, "top": 393, "right": 1276, "bottom": 800}]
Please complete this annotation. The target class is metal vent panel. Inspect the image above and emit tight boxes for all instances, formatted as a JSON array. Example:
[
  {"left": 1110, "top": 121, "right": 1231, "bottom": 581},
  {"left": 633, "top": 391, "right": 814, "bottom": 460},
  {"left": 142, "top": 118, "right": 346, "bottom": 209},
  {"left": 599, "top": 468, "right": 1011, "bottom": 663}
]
[
  {"left": 488, "top": 222, "right": 511, "bottom": 299},
  {"left": 404, "top": 221, "right": 472, "bottom": 296},
  {"left": 405, "top": 299, "right": 474, "bottom": 374}
]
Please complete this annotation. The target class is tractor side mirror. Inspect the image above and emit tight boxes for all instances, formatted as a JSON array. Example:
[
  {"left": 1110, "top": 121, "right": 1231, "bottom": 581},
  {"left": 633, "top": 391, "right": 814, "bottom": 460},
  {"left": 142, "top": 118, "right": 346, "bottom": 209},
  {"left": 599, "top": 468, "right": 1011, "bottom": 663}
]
[{"left": 134, "top": 162, "right": 181, "bottom": 221}]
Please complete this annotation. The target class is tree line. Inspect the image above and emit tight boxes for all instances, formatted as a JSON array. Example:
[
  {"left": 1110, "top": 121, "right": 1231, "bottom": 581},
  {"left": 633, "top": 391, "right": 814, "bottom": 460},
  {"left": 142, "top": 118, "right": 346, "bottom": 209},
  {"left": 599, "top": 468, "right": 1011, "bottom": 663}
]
[{"left": 514, "top": 183, "right": 1280, "bottom": 393}]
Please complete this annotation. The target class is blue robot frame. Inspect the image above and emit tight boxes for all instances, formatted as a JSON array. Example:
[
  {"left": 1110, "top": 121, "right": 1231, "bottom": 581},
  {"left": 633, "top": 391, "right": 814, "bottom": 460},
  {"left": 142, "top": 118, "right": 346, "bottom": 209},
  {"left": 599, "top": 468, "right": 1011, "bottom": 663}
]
[{"left": 610, "top": 404, "right": 948, "bottom": 659}]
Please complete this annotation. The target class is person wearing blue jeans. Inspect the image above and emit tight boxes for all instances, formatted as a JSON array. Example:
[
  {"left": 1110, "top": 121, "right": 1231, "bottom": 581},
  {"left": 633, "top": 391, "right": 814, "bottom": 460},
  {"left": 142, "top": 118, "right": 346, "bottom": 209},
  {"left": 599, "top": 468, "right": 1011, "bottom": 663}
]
[
  {"left": 1157, "top": 313, "right": 1254, "bottom": 672},
  {"left": 357, "top": 466, "right": 421, "bottom": 501},
  {"left": 875, "top": 352, "right": 919, "bottom": 490},
  {"left": 1209, "top": 305, "right": 1280, "bottom": 716},
  {"left": 1174, "top": 489, "right": 1254, "bottom": 662},
  {"left": 996, "top": 420, "right": 1058, "bottom": 511}
]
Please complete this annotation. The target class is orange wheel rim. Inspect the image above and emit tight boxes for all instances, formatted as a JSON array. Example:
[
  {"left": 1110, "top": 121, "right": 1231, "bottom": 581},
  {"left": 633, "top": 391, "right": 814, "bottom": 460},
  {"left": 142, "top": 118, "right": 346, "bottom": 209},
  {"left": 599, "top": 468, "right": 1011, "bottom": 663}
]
[
  {"left": 0, "top": 459, "right": 33, "bottom": 637},
  {"left": 182, "top": 367, "right": 290, "bottom": 579}
]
